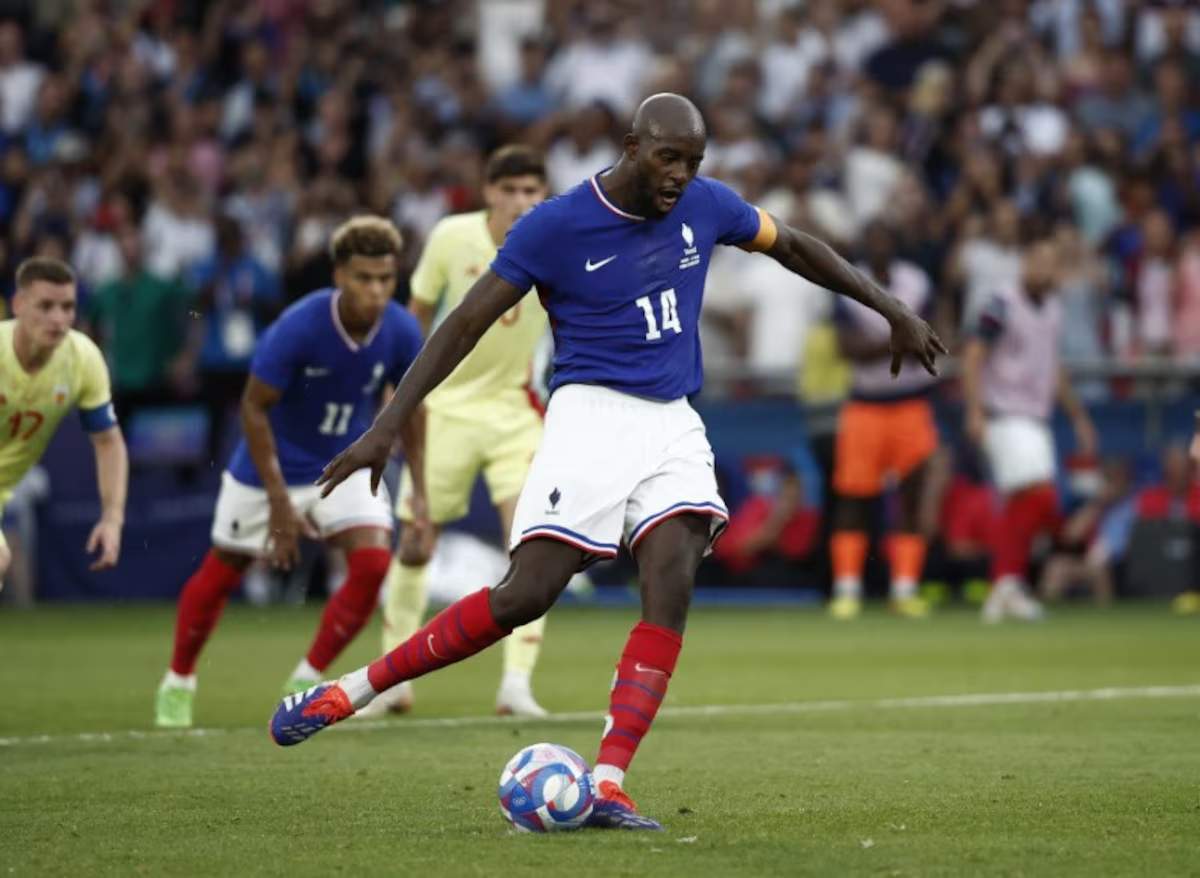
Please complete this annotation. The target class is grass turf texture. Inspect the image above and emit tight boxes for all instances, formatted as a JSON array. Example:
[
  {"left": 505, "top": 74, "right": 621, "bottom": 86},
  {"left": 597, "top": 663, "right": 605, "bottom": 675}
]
[{"left": 1, "top": 604, "right": 1198, "bottom": 877}]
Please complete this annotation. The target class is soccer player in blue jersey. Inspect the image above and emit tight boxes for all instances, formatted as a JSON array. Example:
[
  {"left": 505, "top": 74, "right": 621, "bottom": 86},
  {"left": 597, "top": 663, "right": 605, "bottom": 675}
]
[
  {"left": 271, "top": 94, "right": 946, "bottom": 829},
  {"left": 155, "top": 217, "right": 427, "bottom": 729}
]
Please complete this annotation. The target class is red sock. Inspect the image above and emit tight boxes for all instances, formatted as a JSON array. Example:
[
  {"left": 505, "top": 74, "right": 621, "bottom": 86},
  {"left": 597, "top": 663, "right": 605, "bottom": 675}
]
[
  {"left": 366, "top": 587, "right": 509, "bottom": 691},
  {"left": 305, "top": 547, "right": 391, "bottom": 672},
  {"left": 170, "top": 551, "right": 244, "bottom": 675},
  {"left": 991, "top": 484, "right": 1060, "bottom": 581},
  {"left": 596, "top": 622, "right": 683, "bottom": 773}
]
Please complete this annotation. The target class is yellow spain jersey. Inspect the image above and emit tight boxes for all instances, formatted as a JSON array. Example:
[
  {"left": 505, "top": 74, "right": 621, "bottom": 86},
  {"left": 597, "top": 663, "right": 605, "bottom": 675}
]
[
  {"left": 411, "top": 211, "right": 548, "bottom": 414},
  {"left": 0, "top": 320, "right": 113, "bottom": 504}
]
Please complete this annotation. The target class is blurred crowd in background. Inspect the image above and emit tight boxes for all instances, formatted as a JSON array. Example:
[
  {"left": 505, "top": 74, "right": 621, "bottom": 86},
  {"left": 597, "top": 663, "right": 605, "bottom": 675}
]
[{"left": 4, "top": 0, "right": 1200, "bottom": 605}]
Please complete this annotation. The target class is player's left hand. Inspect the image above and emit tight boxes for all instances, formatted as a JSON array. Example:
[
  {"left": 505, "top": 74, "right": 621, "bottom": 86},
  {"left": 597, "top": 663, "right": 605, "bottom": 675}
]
[
  {"left": 317, "top": 426, "right": 392, "bottom": 498},
  {"left": 888, "top": 308, "right": 948, "bottom": 378},
  {"left": 86, "top": 518, "right": 122, "bottom": 571}
]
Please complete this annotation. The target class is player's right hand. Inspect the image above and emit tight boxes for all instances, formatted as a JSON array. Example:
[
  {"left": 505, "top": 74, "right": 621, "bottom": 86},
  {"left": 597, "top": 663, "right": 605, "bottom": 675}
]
[
  {"left": 316, "top": 427, "right": 392, "bottom": 498},
  {"left": 888, "top": 308, "right": 948, "bottom": 377},
  {"left": 268, "top": 499, "right": 318, "bottom": 570}
]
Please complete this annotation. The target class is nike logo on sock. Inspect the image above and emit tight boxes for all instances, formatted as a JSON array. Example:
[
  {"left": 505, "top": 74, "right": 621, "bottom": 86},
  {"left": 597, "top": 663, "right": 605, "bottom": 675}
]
[
  {"left": 634, "top": 663, "right": 666, "bottom": 675},
  {"left": 427, "top": 634, "right": 446, "bottom": 660}
]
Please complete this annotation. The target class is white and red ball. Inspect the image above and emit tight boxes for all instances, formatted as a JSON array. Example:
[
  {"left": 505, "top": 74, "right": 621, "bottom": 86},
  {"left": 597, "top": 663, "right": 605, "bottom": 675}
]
[{"left": 497, "top": 742, "right": 595, "bottom": 832}]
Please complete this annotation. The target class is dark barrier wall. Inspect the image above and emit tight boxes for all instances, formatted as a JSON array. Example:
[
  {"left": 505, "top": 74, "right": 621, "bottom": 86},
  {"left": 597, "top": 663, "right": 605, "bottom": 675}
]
[{"left": 28, "top": 395, "right": 1200, "bottom": 601}]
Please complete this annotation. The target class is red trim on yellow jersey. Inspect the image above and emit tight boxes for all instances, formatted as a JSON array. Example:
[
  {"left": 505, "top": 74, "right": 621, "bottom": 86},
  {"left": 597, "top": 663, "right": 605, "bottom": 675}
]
[{"left": 738, "top": 208, "right": 778, "bottom": 253}]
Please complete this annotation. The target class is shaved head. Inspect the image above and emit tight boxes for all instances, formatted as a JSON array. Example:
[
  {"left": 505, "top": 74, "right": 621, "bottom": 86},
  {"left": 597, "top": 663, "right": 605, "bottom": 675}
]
[
  {"left": 631, "top": 93, "right": 706, "bottom": 142},
  {"left": 603, "top": 92, "right": 708, "bottom": 217}
]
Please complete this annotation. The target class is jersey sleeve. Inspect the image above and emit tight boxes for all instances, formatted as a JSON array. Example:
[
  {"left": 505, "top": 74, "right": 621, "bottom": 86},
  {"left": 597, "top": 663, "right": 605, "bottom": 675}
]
[
  {"left": 249, "top": 311, "right": 305, "bottom": 391},
  {"left": 74, "top": 333, "right": 118, "bottom": 432},
  {"left": 490, "top": 204, "right": 553, "bottom": 292},
  {"left": 706, "top": 178, "right": 778, "bottom": 250},
  {"left": 409, "top": 222, "right": 449, "bottom": 307}
]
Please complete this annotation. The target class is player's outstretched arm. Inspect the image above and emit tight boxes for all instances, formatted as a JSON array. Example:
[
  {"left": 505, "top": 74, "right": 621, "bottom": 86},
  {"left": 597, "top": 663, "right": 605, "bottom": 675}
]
[
  {"left": 836, "top": 323, "right": 893, "bottom": 363},
  {"left": 86, "top": 425, "right": 127, "bottom": 571},
  {"left": 763, "top": 222, "right": 947, "bottom": 376},
  {"left": 318, "top": 271, "right": 526, "bottom": 497},
  {"left": 241, "top": 376, "right": 318, "bottom": 570}
]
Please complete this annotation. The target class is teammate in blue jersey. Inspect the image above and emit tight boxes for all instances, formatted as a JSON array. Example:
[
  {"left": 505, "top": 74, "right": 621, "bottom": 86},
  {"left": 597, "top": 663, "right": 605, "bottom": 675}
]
[
  {"left": 155, "top": 216, "right": 427, "bottom": 730},
  {"left": 272, "top": 94, "right": 946, "bottom": 828}
]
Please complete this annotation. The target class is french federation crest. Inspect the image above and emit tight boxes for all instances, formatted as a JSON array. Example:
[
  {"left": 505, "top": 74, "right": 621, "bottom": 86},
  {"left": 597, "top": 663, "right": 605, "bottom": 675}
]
[{"left": 679, "top": 222, "right": 699, "bottom": 269}]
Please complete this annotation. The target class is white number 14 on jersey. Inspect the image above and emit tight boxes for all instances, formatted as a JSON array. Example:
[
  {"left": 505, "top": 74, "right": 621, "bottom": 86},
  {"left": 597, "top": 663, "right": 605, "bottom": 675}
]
[{"left": 636, "top": 289, "right": 681, "bottom": 341}]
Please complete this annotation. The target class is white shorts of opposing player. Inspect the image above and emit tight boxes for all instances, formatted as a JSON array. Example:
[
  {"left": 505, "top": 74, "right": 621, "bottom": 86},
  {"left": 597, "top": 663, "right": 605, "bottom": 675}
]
[
  {"left": 981, "top": 415, "right": 1052, "bottom": 623},
  {"left": 211, "top": 468, "right": 393, "bottom": 555},
  {"left": 509, "top": 384, "right": 729, "bottom": 565}
]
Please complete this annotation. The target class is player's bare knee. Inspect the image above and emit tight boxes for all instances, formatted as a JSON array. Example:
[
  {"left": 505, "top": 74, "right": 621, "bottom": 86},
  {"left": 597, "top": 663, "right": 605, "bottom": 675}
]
[
  {"left": 488, "top": 539, "right": 581, "bottom": 627},
  {"left": 0, "top": 544, "right": 10, "bottom": 581}
]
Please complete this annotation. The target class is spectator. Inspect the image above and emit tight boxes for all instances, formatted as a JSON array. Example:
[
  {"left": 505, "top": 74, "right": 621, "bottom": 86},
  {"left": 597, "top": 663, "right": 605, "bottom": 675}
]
[
  {"left": 1133, "top": 60, "right": 1200, "bottom": 160},
  {"left": 948, "top": 198, "right": 1025, "bottom": 330},
  {"left": 711, "top": 455, "right": 819, "bottom": 581},
  {"left": 921, "top": 445, "right": 996, "bottom": 600},
  {"left": 543, "top": 102, "right": 620, "bottom": 195},
  {"left": 1054, "top": 223, "right": 1111, "bottom": 399},
  {"left": 492, "top": 36, "right": 557, "bottom": 132},
  {"left": 844, "top": 102, "right": 905, "bottom": 231},
  {"left": 1038, "top": 458, "right": 1137, "bottom": 604},
  {"left": 1075, "top": 48, "right": 1155, "bottom": 138},
  {"left": 1136, "top": 444, "right": 1200, "bottom": 522},
  {"left": 87, "top": 224, "right": 191, "bottom": 433},
  {"left": 0, "top": 21, "right": 45, "bottom": 136},
  {"left": 543, "top": 3, "right": 654, "bottom": 117},
  {"left": 141, "top": 171, "right": 216, "bottom": 280},
  {"left": 177, "top": 214, "right": 282, "bottom": 467}
]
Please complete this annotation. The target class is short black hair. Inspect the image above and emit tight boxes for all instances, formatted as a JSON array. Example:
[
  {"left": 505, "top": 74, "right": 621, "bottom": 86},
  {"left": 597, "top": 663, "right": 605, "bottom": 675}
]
[{"left": 484, "top": 144, "right": 546, "bottom": 184}]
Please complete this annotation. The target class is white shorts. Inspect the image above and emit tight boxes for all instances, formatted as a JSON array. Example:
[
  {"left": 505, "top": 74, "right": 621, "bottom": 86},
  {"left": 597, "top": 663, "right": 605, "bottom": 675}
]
[
  {"left": 509, "top": 384, "right": 728, "bottom": 568},
  {"left": 211, "top": 469, "right": 393, "bottom": 555},
  {"left": 983, "top": 415, "right": 1056, "bottom": 494}
]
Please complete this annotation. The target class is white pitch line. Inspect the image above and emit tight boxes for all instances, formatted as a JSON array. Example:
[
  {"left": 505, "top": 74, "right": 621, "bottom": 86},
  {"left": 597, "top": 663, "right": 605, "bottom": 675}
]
[{"left": 2, "top": 683, "right": 1198, "bottom": 750}]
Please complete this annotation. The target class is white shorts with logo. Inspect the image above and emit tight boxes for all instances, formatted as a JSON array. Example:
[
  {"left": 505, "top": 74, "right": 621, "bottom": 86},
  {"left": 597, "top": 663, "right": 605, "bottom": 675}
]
[
  {"left": 211, "top": 468, "right": 393, "bottom": 555},
  {"left": 509, "top": 384, "right": 728, "bottom": 568},
  {"left": 983, "top": 414, "right": 1057, "bottom": 494}
]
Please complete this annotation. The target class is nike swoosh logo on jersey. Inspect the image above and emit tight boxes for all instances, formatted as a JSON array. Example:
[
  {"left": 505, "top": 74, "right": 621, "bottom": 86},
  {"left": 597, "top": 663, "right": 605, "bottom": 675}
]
[
  {"left": 304, "top": 367, "right": 330, "bottom": 377},
  {"left": 585, "top": 255, "right": 618, "bottom": 272}
]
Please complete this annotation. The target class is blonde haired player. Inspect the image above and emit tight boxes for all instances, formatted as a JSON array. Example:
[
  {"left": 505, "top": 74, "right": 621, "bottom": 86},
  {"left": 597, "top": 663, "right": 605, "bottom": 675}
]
[
  {"left": 362, "top": 145, "right": 552, "bottom": 718},
  {"left": 0, "top": 257, "right": 128, "bottom": 585},
  {"left": 154, "top": 217, "right": 426, "bottom": 729}
]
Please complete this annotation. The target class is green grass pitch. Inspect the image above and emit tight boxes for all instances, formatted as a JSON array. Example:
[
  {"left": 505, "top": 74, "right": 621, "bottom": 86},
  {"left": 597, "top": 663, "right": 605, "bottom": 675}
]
[{"left": 1, "top": 602, "right": 1198, "bottom": 877}]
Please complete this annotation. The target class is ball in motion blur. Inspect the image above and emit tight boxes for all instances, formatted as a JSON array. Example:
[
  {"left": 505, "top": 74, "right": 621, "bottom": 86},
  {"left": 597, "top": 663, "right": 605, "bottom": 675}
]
[{"left": 498, "top": 742, "right": 595, "bottom": 832}]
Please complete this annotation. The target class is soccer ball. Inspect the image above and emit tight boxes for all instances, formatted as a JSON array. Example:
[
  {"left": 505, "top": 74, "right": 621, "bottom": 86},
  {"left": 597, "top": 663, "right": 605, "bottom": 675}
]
[{"left": 497, "top": 742, "right": 595, "bottom": 832}]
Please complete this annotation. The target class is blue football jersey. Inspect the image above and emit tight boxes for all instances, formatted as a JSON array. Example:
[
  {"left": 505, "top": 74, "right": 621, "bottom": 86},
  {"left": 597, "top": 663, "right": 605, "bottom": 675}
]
[
  {"left": 226, "top": 289, "right": 423, "bottom": 486},
  {"left": 491, "top": 174, "right": 765, "bottom": 401}
]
